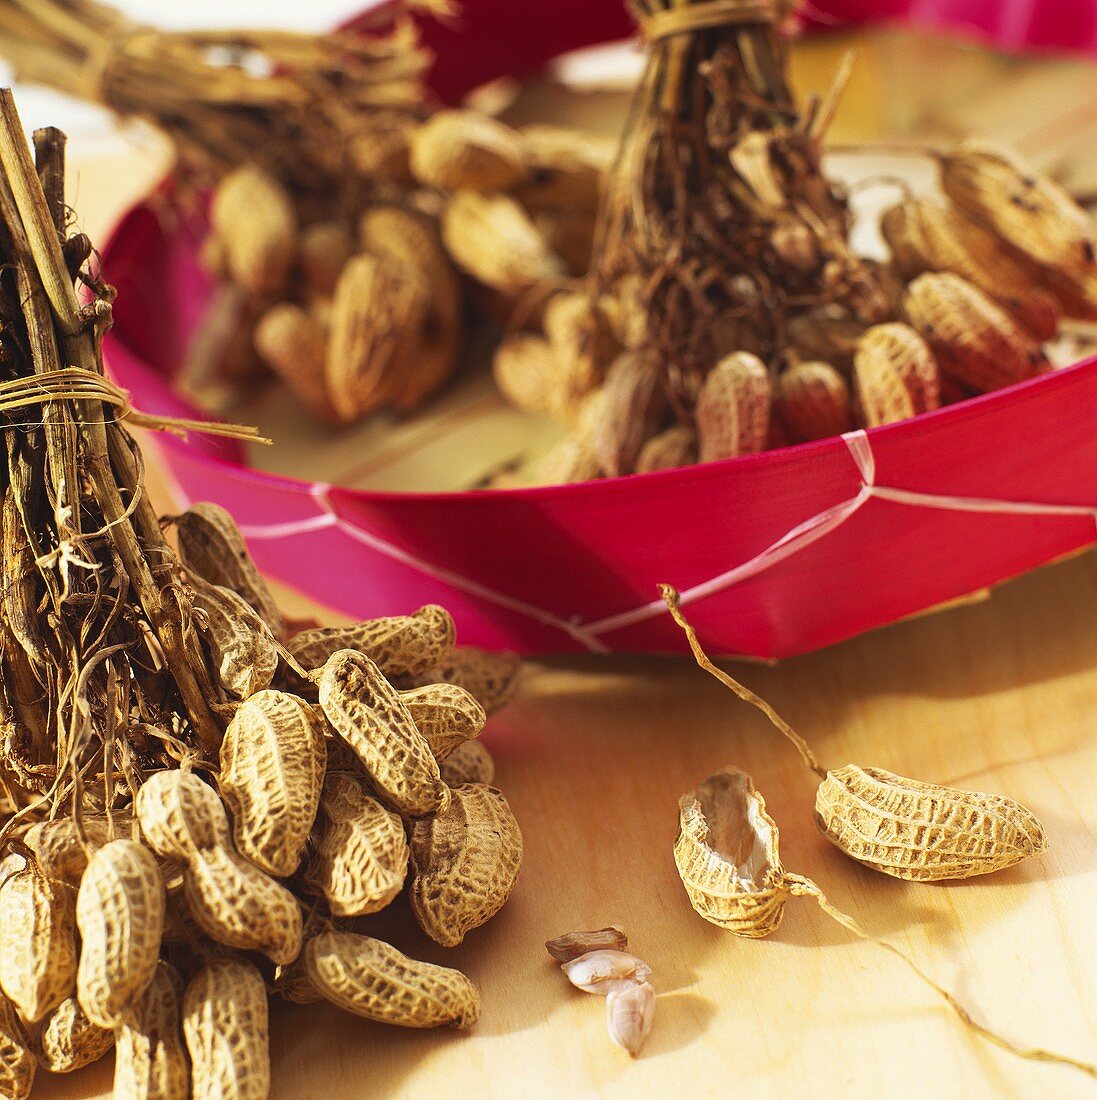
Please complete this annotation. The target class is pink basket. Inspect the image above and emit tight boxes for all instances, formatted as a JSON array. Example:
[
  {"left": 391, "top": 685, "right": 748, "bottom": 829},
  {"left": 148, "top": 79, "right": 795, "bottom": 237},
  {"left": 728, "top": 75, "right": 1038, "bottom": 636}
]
[{"left": 101, "top": 0, "right": 1097, "bottom": 660}]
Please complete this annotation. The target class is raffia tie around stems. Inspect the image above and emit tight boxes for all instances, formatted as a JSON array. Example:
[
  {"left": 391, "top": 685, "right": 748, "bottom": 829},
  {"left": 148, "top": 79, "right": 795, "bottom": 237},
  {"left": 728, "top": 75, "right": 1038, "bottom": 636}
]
[
  {"left": 639, "top": 0, "right": 796, "bottom": 40},
  {"left": 0, "top": 366, "right": 270, "bottom": 444}
]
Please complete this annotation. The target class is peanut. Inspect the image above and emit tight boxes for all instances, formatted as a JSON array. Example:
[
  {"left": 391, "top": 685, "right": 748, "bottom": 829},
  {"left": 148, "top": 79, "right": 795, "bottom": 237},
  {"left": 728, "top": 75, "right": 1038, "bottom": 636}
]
[
  {"left": 113, "top": 962, "right": 189, "bottom": 1100},
  {"left": 399, "top": 682, "right": 486, "bottom": 760},
  {"left": 409, "top": 783, "right": 523, "bottom": 946},
  {"left": 0, "top": 864, "right": 77, "bottom": 1022},
  {"left": 674, "top": 767, "right": 789, "bottom": 938},
  {"left": 815, "top": 764, "right": 1048, "bottom": 881},
  {"left": 409, "top": 109, "right": 528, "bottom": 192},
  {"left": 774, "top": 361, "right": 851, "bottom": 441},
  {"left": 0, "top": 990, "right": 35, "bottom": 1099},
  {"left": 191, "top": 579, "right": 279, "bottom": 701},
  {"left": 306, "top": 931, "right": 480, "bottom": 1029},
  {"left": 438, "top": 741, "right": 496, "bottom": 787},
  {"left": 318, "top": 649, "right": 449, "bottom": 818},
  {"left": 853, "top": 323, "right": 941, "bottom": 426},
  {"left": 35, "top": 995, "right": 113, "bottom": 1074},
  {"left": 695, "top": 352, "right": 771, "bottom": 461},
  {"left": 75, "top": 839, "right": 164, "bottom": 1029},
  {"left": 176, "top": 502, "right": 284, "bottom": 640},
  {"left": 183, "top": 958, "right": 269, "bottom": 1100},
  {"left": 591, "top": 351, "right": 666, "bottom": 477},
  {"left": 289, "top": 604, "right": 455, "bottom": 679},
  {"left": 253, "top": 303, "right": 340, "bottom": 426},
  {"left": 209, "top": 165, "right": 297, "bottom": 297},
  {"left": 415, "top": 646, "right": 522, "bottom": 717},
  {"left": 303, "top": 771, "right": 408, "bottom": 917},
  {"left": 136, "top": 770, "right": 302, "bottom": 964},
  {"left": 635, "top": 425, "right": 698, "bottom": 473},
  {"left": 219, "top": 689, "right": 327, "bottom": 877}
]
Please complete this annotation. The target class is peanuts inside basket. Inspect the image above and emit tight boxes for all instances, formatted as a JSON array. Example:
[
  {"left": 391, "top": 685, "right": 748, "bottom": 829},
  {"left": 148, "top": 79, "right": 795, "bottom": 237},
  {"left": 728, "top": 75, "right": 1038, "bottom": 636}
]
[{"left": 180, "top": 29, "right": 1097, "bottom": 495}]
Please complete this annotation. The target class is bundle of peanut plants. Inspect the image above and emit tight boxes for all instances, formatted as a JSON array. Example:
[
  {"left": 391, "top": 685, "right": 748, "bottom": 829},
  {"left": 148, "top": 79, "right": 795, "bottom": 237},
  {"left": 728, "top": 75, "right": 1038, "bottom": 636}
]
[
  {"left": 0, "top": 94, "right": 523, "bottom": 1099},
  {"left": 492, "top": 0, "right": 1097, "bottom": 484}
]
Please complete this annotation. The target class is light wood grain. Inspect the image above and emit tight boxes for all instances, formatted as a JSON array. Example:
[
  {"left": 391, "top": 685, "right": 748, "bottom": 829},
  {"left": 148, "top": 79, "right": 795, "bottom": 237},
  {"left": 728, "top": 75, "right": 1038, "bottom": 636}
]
[{"left": 25, "top": 29, "right": 1097, "bottom": 1100}]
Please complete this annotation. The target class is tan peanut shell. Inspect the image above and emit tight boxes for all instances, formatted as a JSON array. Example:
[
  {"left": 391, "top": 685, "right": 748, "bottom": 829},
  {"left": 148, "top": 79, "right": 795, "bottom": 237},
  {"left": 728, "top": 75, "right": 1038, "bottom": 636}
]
[
  {"left": 903, "top": 272, "right": 1048, "bottom": 393},
  {"left": 442, "top": 190, "right": 565, "bottom": 291},
  {"left": 0, "top": 991, "right": 34, "bottom": 1099},
  {"left": 253, "top": 303, "right": 340, "bottom": 425},
  {"left": 695, "top": 352, "right": 771, "bottom": 462},
  {"left": 75, "top": 839, "right": 164, "bottom": 1030},
  {"left": 774, "top": 361, "right": 851, "bottom": 441},
  {"left": 493, "top": 332, "right": 562, "bottom": 418},
  {"left": 191, "top": 580, "right": 279, "bottom": 700},
  {"left": 420, "top": 646, "right": 522, "bottom": 717},
  {"left": 325, "top": 250, "right": 432, "bottom": 422},
  {"left": 674, "top": 767, "right": 789, "bottom": 938},
  {"left": 399, "top": 682, "right": 486, "bottom": 759},
  {"left": 546, "top": 927, "right": 629, "bottom": 963},
  {"left": 304, "top": 771, "right": 408, "bottom": 917},
  {"left": 514, "top": 124, "right": 614, "bottom": 213},
  {"left": 136, "top": 770, "right": 302, "bottom": 964},
  {"left": 219, "top": 689, "right": 327, "bottom": 877},
  {"left": 35, "top": 995, "right": 113, "bottom": 1074},
  {"left": 299, "top": 220, "right": 355, "bottom": 297},
  {"left": 0, "top": 865, "right": 77, "bottom": 1023},
  {"left": 306, "top": 931, "right": 480, "bottom": 1029},
  {"left": 319, "top": 649, "right": 449, "bottom": 818},
  {"left": 592, "top": 351, "right": 666, "bottom": 477},
  {"left": 534, "top": 208, "right": 598, "bottom": 275},
  {"left": 113, "top": 962, "right": 189, "bottom": 1100},
  {"left": 880, "top": 197, "right": 1061, "bottom": 340},
  {"left": 636, "top": 425, "right": 698, "bottom": 473},
  {"left": 939, "top": 139, "right": 1096, "bottom": 278},
  {"left": 542, "top": 292, "right": 619, "bottom": 422},
  {"left": 358, "top": 208, "right": 463, "bottom": 410},
  {"left": 533, "top": 435, "right": 603, "bottom": 486},
  {"left": 409, "top": 783, "right": 523, "bottom": 947},
  {"left": 409, "top": 109, "right": 528, "bottom": 192},
  {"left": 24, "top": 817, "right": 115, "bottom": 885},
  {"left": 439, "top": 741, "right": 496, "bottom": 787},
  {"left": 290, "top": 604, "right": 455, "bottom": 679},
  {"left": 209, "top": 165, "right": 297, "bottom": 297},
  {"left": 853, "top": 322, "right": 941, "bottom": 426},
  {"left": 183, "top": 958, "right": 270, "bottom": 1100},
  {"left": 176, "top": 502, "right": 285, "bottom": 639},
  {"left": 815, "top": 764, "right": 1047, "bottom": 881}
]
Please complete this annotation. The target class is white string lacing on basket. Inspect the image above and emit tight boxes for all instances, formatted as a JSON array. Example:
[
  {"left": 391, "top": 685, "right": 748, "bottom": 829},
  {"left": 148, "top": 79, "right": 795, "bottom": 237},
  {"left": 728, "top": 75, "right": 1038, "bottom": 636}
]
[{"left": 172, "top": 430, "right": 1097, "bottom": 654}]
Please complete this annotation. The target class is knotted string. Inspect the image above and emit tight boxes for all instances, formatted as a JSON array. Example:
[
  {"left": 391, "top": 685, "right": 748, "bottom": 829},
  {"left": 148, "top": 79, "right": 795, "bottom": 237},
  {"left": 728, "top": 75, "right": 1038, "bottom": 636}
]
[{"left": 0, "top": 367, "right": 269, "bottom": 444}]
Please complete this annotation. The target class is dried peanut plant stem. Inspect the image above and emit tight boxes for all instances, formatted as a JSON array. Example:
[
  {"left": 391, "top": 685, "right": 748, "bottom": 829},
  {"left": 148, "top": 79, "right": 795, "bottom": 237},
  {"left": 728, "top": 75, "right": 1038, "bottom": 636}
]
[
  {"left": 659, "top": 584, "right": 827, "bottom": 776},
  {"left": 783, "top": 874, "right": 1097, "bottom": 1080}
]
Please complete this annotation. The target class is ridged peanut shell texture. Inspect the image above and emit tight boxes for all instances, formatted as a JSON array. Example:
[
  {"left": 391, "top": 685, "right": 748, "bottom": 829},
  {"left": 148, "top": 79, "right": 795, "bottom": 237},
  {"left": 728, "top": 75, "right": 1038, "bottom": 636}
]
[
  {"left": 35, "top": 995, "right": 114, "bottom": 1074},
  {"left": 176, "top": 502, "right": 284, "bottom": 638},
  {"left": 675, "top": 768, "right": 790, "bottom": 937},
  {"left": 75, "top": 839, "right": 165, "bottom": 1029},
  {"left": 409, "top": 783, "right": 523, "bottom": 947},
  {"left": 0, "top": 991, "right": 35, "bottom": 1098},
  {"left": 939, "top": 139, "right": 1096, "bottom": 276},
  {"left": 114, "top": 962, "right": 189, "bottom": 1100},
  {"left": 774, "top": 361, "right": 851, "bottom": 441},
  {"left": 209, "top": 165, "right": 296, "bottom": 297},
  {"left": 305, "top": 772, "right": 409, "bottom": 917},
  {"left": 319, "top": 649, "right": 449, "bottom": 817},
  {"left": 290, "top": 604, "right": 455, "bottom": 679},
  {"left": 306, "top": 931, "right": 480, "bottom": 1029},
  {"left": 815, "top": 765, "right": 1047, "bottom": 881},
  {"left": 136, "top": 770, "right": 302, "bottom": 964},
  {"left": 191, "top": 580, "right": 278, "bottom": 700},
  {"left": 439, "top": 742, "right": 496, "bottom": 787},
  {"left": 419, "top": 646, "right": 522, "bottom": 717},
  {"left": 409, "top": 109, "right": 528, "bottom": 192},
  {"left": 183, "top": 958, "right": 269, "bottom": 1100},
  {"left": 903, "top": 272, "right": 1047, "bottom": 393},
  {"left": 0, "top": 865, "right": 77, "bottom": 1022},
  {"left": 219, "top": 689, "right": 327, "bottom": 877},
  {"left": 399, "top": 682, "right": 486, "bottom": 759},
  {"left": 695, "top": 352, "right": 771, "bottom": 462},
  {"left": 853, "top": 323, "right": 940, "bottom": 427}
]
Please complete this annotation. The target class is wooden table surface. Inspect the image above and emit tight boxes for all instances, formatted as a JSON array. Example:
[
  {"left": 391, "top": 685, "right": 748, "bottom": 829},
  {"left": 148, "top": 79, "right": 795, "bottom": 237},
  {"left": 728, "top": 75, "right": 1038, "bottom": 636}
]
[{"left": 27, "top": 30, "right": 1097, "bottom": 1100}]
